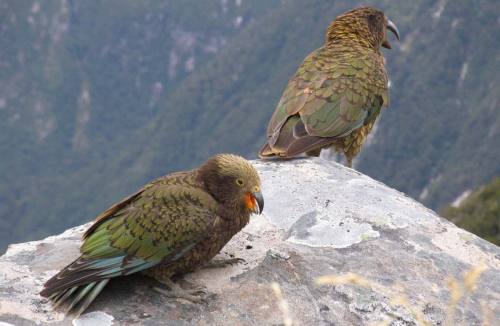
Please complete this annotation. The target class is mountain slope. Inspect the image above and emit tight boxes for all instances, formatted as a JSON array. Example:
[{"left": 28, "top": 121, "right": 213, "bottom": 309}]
[
  {"left": 131, "top": 0, "right": 500, "bottom": 209},
  {"left": 1, "top": 0, "right": 499, "bottom": 252},
  {"left": 441, "top": 177, "right": 500, "bottom": 245},
  {"left": 358, "top": 0, "right": 500, "bottom": 209},
  {"left": 0, "top": 0, "right": 281, "bottom": 251}
]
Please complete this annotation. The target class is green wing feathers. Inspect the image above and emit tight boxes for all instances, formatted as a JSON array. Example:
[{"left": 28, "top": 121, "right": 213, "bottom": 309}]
[
  {"left": 40, "top": 180, "right": 219, "bottom": 315},
  {"left": 259, "top": 46, "right": 388, "bottom": 158}
]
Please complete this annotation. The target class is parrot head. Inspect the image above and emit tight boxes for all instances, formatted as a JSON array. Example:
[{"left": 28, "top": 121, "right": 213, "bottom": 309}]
[
  {"left": 199, "top": 154, "right": 264, "bottom": 215},
  {"left": 326, "top": 7, "right": 400, "bottom": 50}
]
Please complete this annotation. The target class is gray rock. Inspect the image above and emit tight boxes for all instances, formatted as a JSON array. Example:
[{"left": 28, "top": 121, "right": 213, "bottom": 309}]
[{"left": 0, "top": 158, "right": 498, "bottom": 325}]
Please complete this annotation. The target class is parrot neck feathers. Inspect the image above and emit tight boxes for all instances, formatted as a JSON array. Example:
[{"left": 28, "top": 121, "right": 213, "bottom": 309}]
[{"left": 325, "top": 7, "right": 385, "bottom": 51}]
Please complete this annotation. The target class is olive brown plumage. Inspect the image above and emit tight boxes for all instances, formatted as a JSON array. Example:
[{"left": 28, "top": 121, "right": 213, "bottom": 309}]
[
  {"left": 259, "top": 7, "right": 400, "bottom": 167},
  {"left": 40, "top": 154, "right": 263, "bottom": 316}
]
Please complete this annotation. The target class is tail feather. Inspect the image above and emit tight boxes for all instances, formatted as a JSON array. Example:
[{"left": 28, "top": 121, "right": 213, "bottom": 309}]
[
  {"left": 53, "top": 286, "right": 78, "bottom": 309},
  {"left": 258, "top": 142, "right": 276, "bottom": 158},
  {"left": 74, "top": 280, "right": 109, "bottom": 317},
  {"left": 65, "top": 282, "right": 97, "bottom": 314},
  {"left": 40, "top": 256, "right": 126, "bottom": 297},
  {"left": 39, "top": 255, "right": 121, "bottom": 316},
  {"left": 45, "top": 279, "right": 109, "bottom": 317},
  {"left": 40, "top": 253, "right": 157, "bottom": 316},
  {"left": 285, "top": 136, "right": 334, "bottom": 157}
]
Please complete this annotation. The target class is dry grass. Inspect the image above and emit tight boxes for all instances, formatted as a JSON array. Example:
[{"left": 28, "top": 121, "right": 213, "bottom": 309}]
[
  {"left": 445, "top": 263, "right": 488, "bottom": 326},
  {"left": 271, "top": 282, "right": 294, "bottom": 326},
  {"left": 315, "top": 273, "right": 372, "bottom": 287}
]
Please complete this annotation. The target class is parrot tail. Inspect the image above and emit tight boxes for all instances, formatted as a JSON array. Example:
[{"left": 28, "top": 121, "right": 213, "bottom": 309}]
[
  {"left": 258, "top": 143, "right": 277, "bottom": 158},
  {"left": 40, "top": 253, "right": 157, "bottom": 316},
  {"left": 45, "top": 279, "right": 109, "bottom": 317}
]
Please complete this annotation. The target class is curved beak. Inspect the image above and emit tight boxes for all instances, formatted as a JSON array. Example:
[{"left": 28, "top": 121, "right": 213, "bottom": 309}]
[
  {"left": 387, "top": 19, "right": 400, "bottom": 41},
  {"left": 382, "top": 19, "right": 400, "bottom": 49},
  {"left": 249, "top": 191, "right": 264, "bottom": 215}
]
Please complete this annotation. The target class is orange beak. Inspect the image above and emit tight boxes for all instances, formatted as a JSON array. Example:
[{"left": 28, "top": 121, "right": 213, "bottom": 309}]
[{"left": 245, "top": 191, "right": 264, "bottom": 214}]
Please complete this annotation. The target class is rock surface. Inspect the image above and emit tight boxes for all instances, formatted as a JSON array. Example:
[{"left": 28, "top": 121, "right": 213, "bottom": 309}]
[{"left": 0, "top": 158, "right": 499, "bottom": 326}]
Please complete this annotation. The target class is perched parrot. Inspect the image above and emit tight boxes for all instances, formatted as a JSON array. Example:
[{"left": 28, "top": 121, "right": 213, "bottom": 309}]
[
  {"left": 259, "top": 7, "right": 400, "bottom": 167},
  {"left": 40, "top": 154, "right": 264, "bottom": 316}
]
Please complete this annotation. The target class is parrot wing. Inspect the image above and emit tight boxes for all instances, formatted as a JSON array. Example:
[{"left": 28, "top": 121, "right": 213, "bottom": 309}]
[
  {"left": 260, "top": 46, "right": 388, "bottom": 157},
  {"left": 40, "top": 181, "right": 220, "bottom": 313}
]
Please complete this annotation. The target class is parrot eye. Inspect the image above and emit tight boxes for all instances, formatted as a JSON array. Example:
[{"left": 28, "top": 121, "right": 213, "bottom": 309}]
[
  {"left": 236, "top": 178, "right": 244, "bottom": 186},
  {"left": 367, "top": 13, "right": 381, "bottom": 24}
]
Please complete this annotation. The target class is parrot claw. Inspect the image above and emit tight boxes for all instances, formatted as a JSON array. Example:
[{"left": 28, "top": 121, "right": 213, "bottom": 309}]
[
  {"left": 154, "top": 286, "right": 208, "bottom": 304},
  {"left": 154, "top": 279, "right": 212, "bottom": 304},
  {"left": 204, "top": 257, "right": 245, "bottom": 269}
]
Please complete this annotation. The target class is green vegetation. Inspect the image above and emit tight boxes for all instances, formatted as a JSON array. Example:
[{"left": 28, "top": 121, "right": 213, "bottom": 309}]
[
  {"left": 441, "top": 177, "right": 500, "bottom": 245},
  {"left": 0, "top": 0, "right": 499, "bottom": 252}
]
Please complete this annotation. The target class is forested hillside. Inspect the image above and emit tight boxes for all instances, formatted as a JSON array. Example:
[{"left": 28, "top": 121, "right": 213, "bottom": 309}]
[
  {"left": 441, "top": 177, "right": 500, "bottom": 245},
  {"left": 1, "top": 0, "right": 499, "bottom": 252},
  {"left": 0, "top": 0, "right": 280, "bottom": 250}
]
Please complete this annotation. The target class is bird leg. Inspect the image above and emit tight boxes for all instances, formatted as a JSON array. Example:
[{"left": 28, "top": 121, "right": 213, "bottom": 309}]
[
  {"left": 154, "top": 278, "right": 208, "bottom": 303},
  {"left": 203, "top": 257, "right": 245, "bottom": 269},
  {"left": 345, "top": 156, "right": 353, "bottom": 168}
]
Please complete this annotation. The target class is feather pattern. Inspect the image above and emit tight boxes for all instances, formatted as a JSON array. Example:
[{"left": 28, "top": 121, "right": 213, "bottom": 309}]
[
  {"left": 40, "top": 178, "right": 221, "bottom": 315},
  {"left": 259, "top": 7, "right": 394, "bottom": 167},
  {"left": 40, "top": 154, "right": 262, "bottom": 316}
]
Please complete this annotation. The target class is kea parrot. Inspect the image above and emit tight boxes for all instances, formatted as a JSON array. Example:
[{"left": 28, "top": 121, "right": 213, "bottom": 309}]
[
  {"left": 259, "top": 7, "right": 400, "bottom": 167},
  {"left": 40, "top": 154, "right": 264, "bottom": 316}
]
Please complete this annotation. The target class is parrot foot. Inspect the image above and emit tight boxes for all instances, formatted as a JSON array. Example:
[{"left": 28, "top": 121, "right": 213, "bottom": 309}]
[
  {"left": 204, "top": 257, "right": 245, "bottom": 269},
  {"left": 154, "top": 279, "right": 209, "bottom": 304}
]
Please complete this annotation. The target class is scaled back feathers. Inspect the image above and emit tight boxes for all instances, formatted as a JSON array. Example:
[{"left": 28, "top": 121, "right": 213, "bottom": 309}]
[
  {"left": 40, "top": 153, "right": 262, "bottom": 316},
  {"left": 258, "top": 6, "right": 399, "bottom": 165}
]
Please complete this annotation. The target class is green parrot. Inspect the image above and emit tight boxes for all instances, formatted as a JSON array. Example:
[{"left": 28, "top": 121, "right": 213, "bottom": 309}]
[
  {"left": 40, "top": 154, "right": 264, "bottom": 316},
  {"left": 259, "top": 7, "right": 400, "bottom": 167}
]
